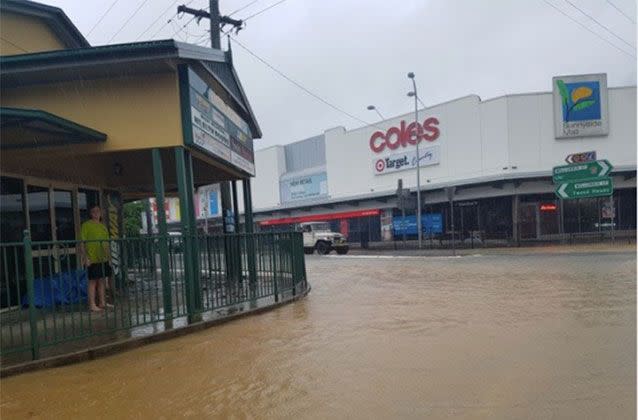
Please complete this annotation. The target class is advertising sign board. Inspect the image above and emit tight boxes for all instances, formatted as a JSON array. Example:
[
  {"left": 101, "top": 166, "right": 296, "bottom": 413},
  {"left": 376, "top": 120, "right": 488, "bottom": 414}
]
[
  {"left": 392, "top": 214, "right": 443, "bottom": 235},
  {"left": 552, "top": 74, "right": 609, "bottom": 139},
  {"left": 182, "top": 67, "right": 255, "bottom": 175},
  {"left": 373, "top": 145, "right": 440, "bottom": 176},
  {"left": 280, "top": 172, "right": 328, "bottom": 202}
]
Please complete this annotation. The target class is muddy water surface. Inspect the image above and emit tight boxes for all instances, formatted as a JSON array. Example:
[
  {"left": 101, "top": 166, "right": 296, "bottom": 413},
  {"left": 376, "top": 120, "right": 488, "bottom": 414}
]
[{"left": 1, "top": 249, "right": 635, "bottom": 419}]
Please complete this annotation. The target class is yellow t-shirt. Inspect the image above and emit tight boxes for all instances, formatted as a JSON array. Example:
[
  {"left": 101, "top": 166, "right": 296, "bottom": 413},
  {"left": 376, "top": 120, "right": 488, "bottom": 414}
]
[{"left": 80, "top": 220, "right": 109, "bottom": 263}]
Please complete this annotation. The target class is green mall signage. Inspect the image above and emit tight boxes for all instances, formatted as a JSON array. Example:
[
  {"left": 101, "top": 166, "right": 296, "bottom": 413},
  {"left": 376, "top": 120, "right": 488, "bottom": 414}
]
[
  {"left": 552, "top": 159, "right": 612, "bottom": 183},
  {"left": 555, "top": 177, "right": 613, "bottom": 199}
]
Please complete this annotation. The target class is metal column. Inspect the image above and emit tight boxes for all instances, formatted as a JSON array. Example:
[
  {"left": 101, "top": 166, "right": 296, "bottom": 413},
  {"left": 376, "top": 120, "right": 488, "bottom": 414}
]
[{"left": 152, "top": 148, "right": 172, "bottom": 320}]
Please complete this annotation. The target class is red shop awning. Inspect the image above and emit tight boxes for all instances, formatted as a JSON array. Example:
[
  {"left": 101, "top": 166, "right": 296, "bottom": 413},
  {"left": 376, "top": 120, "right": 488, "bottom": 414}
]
[{"left": 259, "top": 209, "right": 380, "bottom": 226}]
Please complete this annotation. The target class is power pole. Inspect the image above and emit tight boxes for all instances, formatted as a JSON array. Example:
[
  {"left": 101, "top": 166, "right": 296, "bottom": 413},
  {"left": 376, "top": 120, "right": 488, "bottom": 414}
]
[{"left": 177, "top": 1, "right": 243, "bottom": 49}]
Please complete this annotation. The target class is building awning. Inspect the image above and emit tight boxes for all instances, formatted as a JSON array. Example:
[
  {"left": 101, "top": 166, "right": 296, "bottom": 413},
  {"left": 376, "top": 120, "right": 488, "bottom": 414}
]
[
  {"left": 259, "top": 209, "right": 380, "bottom": 226},
  {"left": 0, "top": 107, "right": 107, "bottom": 149}
]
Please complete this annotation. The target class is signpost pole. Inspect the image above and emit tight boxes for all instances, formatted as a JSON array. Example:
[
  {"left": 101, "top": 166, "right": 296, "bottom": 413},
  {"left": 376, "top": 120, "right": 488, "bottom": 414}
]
[{"left": 450, "top": 199, "right": 455, "bottom": 256}]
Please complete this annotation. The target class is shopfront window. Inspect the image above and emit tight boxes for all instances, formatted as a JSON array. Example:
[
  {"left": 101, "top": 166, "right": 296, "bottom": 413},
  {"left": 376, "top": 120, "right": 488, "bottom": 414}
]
[
  {"left": 54, "top": 189, "right": 75, "bottom": 240},
  {"left": 78, "top": 189, "right": 100, "bottom": 224},
  {"left": 0, "top": 176, "right": 26, "bottom": 243},
  {"left": 27, "top": 185, "right": 52, "bottom": 242}
]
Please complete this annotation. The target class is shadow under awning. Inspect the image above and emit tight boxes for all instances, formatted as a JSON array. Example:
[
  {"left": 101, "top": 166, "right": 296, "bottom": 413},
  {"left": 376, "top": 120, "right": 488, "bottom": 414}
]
[{"left": 0, "top": 107, "right": 106, "bottom": 149}]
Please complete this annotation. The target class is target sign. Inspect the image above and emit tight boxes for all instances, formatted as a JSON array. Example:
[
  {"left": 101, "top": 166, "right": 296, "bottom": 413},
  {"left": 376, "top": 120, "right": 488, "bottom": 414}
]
[{"left": 375, "top": 159, "right": 385, "bottom": 172}]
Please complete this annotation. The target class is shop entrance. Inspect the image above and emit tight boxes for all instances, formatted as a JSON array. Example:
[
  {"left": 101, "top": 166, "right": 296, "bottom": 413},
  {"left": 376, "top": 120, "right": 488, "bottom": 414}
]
[
  {"left": 1, "top": 176, "right": 102, "bottom": 278},
  {"left": 519, "top": 203, "right": 539, "bottom": 239}
]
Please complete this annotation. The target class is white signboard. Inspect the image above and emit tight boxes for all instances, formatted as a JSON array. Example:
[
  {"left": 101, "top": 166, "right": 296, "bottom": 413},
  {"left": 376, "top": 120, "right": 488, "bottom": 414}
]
[
  {"left": 552, "top": 73, "right": 609, "bottom": 139},
  {"left": 372, "top": 145, "right": 440, "bottom": 175}
]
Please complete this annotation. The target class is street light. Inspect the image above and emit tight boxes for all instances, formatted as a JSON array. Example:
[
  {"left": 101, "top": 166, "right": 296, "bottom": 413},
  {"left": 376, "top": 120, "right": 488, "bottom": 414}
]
[
  {"left": 366, "top": 105, "right": 385, "bottom": 120},
  {"left": 407, "top": 72, "right": 423, "bottom": 249}
]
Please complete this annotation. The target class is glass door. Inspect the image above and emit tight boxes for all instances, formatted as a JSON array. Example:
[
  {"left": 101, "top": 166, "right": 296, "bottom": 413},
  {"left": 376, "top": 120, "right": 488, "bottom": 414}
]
[{"left": 519, "top": 203, "right": 539, "bottom": 240}]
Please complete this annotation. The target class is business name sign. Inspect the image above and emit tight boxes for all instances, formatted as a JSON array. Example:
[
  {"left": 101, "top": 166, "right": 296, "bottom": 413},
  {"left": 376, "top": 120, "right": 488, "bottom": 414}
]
[
  {"left": 373, "top": 145, "right": 440, "bottom": 175},
  {"left": 280, "top": 172, "right": 328, "bottom": 202},
  {"left": 553, "top": 74, "right": 608, "bottom": 139},
  {"left": 181, "top": 67, "right": 255, "bottom": 175},
  {"left": 393, "top": 213, "right": 443, "bottom": 235},
  {"left": 369, "top": 118, "right": 440, "bottom": 153}
]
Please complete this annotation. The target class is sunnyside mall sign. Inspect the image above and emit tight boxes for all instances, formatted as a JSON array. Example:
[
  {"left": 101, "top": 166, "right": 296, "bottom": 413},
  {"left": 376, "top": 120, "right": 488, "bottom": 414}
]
[
  {"left": 552, "top": 73, "right": 609, "bottom": 139},
  {"left": 370, "top": 117, "right": 441, "bottom": 176}
]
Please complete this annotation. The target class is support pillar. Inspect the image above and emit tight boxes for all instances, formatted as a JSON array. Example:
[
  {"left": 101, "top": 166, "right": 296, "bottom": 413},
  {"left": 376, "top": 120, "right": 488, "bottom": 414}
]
[
  {"left": 243, "top": 178, "right": 257, "bottom": 299},
  {"left": 152, "top": 148, "right": 172, "bottom": 321},
  {"left": 175, "top": 147, "right": 198, "bottom": 321},
  {"left": 512, "top": 195, "right": 520, "bottom": 246}
]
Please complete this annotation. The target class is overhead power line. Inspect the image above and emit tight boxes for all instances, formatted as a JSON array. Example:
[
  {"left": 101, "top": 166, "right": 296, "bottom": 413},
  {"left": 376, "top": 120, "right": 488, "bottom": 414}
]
[
  {"left": 147, "top": 0, "right": 200, "bottom": 40},
  {"left": 562, "top": 0, "right": 636, "bottom": 50},
  {"left": 107, "top": 0, "right": 152, "bottom": 43},
  {"left": 606, "top": 0, "right": 636, "bottom": 24},
  {"left": 135, "top": 0, "right": 180, "bottom": 41},
  {"left": 229, "top": 35, "right": 377, "bottom": 129},
  {"left": 227, "top": 0, "right": 262, "bottom": 17},
  {"left": 242, "top": 0, "right": 290, "bottom": 22},
  {"left": 87, "top": 0, "right": 121, "bottom": 36},
  {"left": 542, "top": 0, "right": 636, "bottom": 59}
]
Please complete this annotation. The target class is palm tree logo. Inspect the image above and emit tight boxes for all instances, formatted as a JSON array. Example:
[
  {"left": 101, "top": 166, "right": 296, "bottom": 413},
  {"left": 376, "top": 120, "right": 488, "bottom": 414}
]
[{"left": 556, "top": 79, "right": 596, "bottom": 122}]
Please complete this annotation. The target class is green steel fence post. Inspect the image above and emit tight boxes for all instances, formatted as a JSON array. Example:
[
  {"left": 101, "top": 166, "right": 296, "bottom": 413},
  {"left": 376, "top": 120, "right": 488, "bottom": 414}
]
[
  {"left": 242, "top": 178, "right": 257, "bottom": 300},
  {"left": 272, "top": 233, "right": 279, "bottom": 303},
  {"left": 152, "top": 149, "right": 173, "bottom": 320},
  {"left": 185, "top": 151, "right": 202, "bottom": 313},
  {"left": 23, "top": 230, "right": 39, "bottom": 360},
  {"left": 175, "top": 147, "right": 196, "bottom": 321}
]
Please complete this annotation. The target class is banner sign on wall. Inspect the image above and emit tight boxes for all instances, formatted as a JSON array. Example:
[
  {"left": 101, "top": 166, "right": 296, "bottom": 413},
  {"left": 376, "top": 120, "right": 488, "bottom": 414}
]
[
  {"left": 552, "top": 74, "right": 609, "bottom": 139},
  {"left": 373, "top": 145, "right": 440, "bottom": 175},
  {"left": 183, "top": 67, "right": 255, "bottom": 175},
  {"left": 196, "top": 184, "right": 221, "bottom": 219},
  {"left": 280, "top": 172, "right": 328, "bottom": 202},
  {"left": 393, "top": 213, "right": 443, "bottom": 235},
  {"left": 104, "top": 191, "right": 122, "bottom": 278}
]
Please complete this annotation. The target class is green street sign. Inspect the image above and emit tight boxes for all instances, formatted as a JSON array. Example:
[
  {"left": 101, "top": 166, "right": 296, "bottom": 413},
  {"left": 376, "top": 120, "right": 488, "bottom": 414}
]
[
  {"left": 555, "top": 177, "right": 613, "bottom": 200},
  {"left": 552, "top": 159, "right": 613, "bottom": 183}
]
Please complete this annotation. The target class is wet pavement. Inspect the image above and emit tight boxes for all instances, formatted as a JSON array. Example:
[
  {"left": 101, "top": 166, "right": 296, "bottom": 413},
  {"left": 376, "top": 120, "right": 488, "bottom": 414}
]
[{"left": 1, "top": 246, "right": 635, "bottom": 419}]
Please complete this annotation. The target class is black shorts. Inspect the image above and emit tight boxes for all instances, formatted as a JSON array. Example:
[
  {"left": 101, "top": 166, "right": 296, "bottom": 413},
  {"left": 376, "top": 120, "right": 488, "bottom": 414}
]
[{"left": 87, "top": 262, "right": 111, "bottom": 280}]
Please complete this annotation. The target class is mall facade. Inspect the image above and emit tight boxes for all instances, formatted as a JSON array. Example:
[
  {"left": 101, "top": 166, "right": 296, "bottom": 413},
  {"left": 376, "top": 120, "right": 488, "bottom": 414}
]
[{"left": 244, "top": 77, "right": 636, "bottom": 245}]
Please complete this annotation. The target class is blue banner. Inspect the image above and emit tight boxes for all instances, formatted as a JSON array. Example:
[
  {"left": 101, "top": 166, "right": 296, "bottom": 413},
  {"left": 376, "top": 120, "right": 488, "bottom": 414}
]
[{"left": 393, "top": 213, "right": 443, "bottom": 235}]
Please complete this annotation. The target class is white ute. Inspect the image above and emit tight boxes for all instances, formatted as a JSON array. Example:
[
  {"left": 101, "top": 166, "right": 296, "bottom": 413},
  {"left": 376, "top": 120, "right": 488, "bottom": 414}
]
[{"left": 299, "top": 222, "right": 349, "bottom": 255}]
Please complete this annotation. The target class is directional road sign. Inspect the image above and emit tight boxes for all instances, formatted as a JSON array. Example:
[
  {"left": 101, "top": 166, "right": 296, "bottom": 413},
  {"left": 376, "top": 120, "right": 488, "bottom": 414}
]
[
  {"left": 552, "top": 159, "right": 613, "bottom": 183},
  {"left": 555, "top": 177, "right": 613, "bottom": 200}
]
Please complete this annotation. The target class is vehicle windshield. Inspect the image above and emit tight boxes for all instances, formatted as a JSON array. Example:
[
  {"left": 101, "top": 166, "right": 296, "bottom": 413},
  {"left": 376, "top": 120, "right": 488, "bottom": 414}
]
[{"left": 309, "top": 223, "right": 331, "bottom": 232}]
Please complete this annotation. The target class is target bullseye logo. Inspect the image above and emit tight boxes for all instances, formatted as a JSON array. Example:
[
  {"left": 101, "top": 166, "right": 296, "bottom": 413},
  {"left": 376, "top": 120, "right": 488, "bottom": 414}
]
[{"left": 375, "top": 159, "right": 385, "bottom": 172}]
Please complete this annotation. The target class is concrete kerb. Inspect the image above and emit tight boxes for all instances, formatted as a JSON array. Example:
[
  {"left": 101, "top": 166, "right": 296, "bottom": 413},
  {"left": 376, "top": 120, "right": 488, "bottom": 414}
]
[{"left": 1, "top": 286, "right": 311, "bottom": 378}]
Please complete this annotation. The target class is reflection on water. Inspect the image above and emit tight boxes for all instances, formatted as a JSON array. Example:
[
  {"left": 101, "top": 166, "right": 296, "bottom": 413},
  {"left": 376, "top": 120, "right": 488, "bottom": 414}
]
[{"left": 1, "top": 248, "right": 635, "bottom": 419}]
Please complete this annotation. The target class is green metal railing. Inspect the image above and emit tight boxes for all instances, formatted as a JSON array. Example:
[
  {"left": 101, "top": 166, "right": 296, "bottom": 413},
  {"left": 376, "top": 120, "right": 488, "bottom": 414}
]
[{"left": 0, "top": 231, "right": 308, "bottom": 365}]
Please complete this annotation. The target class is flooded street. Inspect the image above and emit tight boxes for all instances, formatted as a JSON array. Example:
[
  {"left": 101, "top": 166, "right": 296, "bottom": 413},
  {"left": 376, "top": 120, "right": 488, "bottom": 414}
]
[{"left": 1, "top": 247, "right": 635, "bottom": 419}]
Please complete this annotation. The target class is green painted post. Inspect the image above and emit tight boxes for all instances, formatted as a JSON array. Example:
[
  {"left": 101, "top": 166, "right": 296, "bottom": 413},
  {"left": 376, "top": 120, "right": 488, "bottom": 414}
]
[
  {"left": 242, "top": 178, "right": 257, "bottom": 299},
  {"left": 184, "top": 151, "right": 202, "bottom": 313},
  {"left": 23, "top": 230, "right": 39, "bottom": 360},
  {"left": 272, "top": 233, "right": 279, "bottom": 303},
  {"left": 231, "top": 181, "right": 242, "bottom": 286},
  {"left": 152, "top": 149, "right": 173, "bottom": 320},
  {"left": 175, "top": 147, "right": 196, "bottom": 321}
]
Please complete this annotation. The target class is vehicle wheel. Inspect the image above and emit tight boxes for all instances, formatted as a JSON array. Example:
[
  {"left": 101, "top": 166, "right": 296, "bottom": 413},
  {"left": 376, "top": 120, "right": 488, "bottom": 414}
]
[
  {"left": 315, "top": 241, "right": 330, "bottom": 255},
  {"left": 304, "top": 247, "right": 314, "bottom": 255},
  {"left": 336, "top": 248, "right": 349, "bottom": 255}
]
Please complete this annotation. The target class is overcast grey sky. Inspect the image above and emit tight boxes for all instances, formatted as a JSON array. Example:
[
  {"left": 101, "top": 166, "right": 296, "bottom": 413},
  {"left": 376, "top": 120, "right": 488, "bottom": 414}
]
[{"left": 47, "top": 0, "right": 637, "bottom": 149}]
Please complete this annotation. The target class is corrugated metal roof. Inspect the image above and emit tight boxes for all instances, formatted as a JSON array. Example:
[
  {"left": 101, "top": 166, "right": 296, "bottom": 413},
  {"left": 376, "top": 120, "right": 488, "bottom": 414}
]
[{"left": 284, "top": 135, "right": 326, "bottom": 173}]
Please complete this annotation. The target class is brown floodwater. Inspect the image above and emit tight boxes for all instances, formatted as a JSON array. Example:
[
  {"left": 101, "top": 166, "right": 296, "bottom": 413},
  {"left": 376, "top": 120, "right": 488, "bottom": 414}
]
[{"left": 1, "top": 247, "right": 635, "bottom": 419}]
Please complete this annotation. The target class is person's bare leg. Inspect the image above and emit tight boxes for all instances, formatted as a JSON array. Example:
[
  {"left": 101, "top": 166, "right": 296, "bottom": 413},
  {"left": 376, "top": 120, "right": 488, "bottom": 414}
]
[
  {"left": 97, "top": 278, "right": 106, "bottom": 309},
  {"left": 88, "top": 279, "right": 101, "bottom": 311}
]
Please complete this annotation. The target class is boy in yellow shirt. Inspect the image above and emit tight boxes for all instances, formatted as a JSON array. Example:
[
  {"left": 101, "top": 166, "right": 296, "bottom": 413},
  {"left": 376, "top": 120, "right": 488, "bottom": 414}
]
[{"left": 80, "top": 205, "right": 112, "bottom": 312}]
